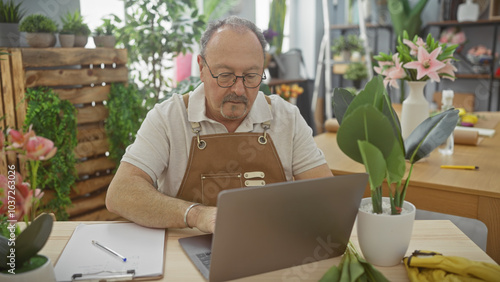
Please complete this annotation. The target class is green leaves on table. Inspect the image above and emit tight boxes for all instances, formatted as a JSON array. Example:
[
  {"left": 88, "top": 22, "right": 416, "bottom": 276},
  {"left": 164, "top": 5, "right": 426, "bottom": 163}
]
[{"left": 319, "top": 242, "right": 389, "bottom": 282}]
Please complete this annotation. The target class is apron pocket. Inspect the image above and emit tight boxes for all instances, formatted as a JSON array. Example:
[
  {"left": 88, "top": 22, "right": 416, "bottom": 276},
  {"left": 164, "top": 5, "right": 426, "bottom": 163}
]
[{"left": 201, "top": 173, "right": 243, "bottom": 205}]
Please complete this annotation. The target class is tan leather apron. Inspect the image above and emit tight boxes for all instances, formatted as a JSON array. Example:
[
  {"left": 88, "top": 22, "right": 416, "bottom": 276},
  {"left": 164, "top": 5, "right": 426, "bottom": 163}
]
[{"left": 176, "top": 94, "right": 287, "bottom": 206}]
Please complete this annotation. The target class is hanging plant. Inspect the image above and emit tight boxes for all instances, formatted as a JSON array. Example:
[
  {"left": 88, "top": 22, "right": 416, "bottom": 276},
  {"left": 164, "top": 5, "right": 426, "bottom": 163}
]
[
  {"left": 105, "top": 83, "right": 144, "bottom": 167},
  {"left": 24, "top": 87, "right": 77, "bottom": 220}
]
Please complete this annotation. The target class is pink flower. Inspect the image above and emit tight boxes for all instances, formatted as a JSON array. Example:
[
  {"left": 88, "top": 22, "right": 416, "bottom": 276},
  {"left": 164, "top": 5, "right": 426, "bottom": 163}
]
[
  {"left": 438, "top": 60, "right": 457, "bottom": 81},
  {"left": 404, "top": 37, "right": 426, "bottom": 56},
  {"left": 0, "top": 173, "right": 33, "bottom": 221},
  {"left": 404, "top": 46, "right": 446, "bottom": 82},
  {"left": 375, "top": 54, "right": 407, "bottom": 88},
  {"left": 451, "top": 31, "right": 466, "bottom": 45},
  {"left": 7, "top": 126, "right": 35, "bottom": 149},
  {"left": 25, "top": 136, "right": 57, "bottom": 161}
]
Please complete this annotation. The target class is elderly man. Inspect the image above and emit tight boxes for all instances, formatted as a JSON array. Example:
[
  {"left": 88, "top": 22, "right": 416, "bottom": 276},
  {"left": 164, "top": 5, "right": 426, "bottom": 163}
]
[{"left": 105, "top": 16, "right": 332, "bottom": 234}]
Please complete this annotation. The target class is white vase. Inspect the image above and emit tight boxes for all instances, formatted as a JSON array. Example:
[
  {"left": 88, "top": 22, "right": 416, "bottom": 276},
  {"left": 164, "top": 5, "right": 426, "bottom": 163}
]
[
  {"left": 0, "top": 255, "right": 56, "bottom": 282},
  {"left": 401, "top": 81, "right": 429, "bottom": 139},
  {"left": 357, "top": 197, "right": 416, "bottom": 267}
]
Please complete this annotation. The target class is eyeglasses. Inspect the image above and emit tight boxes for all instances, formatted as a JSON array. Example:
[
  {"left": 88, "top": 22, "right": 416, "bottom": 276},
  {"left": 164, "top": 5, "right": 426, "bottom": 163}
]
[{"left": 201, "top": 56, "right": 266, "bottom": 88}]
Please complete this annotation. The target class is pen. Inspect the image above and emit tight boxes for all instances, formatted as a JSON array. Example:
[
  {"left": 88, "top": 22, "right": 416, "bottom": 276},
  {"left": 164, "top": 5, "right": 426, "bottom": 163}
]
[
  {"left": 92, "top": 240, "right": 127, "bottom": 262},
  {"left": 440, "top": 165, "right": 479, "bottom": 170}
]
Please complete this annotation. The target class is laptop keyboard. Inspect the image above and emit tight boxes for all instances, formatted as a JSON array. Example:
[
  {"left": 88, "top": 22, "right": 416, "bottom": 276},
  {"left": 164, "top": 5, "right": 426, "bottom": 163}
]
[{"left": 196, "top": 251, "right": 212, "bottom": 269}]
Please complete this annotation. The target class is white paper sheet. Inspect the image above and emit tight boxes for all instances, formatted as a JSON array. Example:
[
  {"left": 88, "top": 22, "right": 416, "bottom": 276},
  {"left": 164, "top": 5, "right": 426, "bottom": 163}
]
[{"left": 54, "top": 223, "right": 165, "bottom": 281}]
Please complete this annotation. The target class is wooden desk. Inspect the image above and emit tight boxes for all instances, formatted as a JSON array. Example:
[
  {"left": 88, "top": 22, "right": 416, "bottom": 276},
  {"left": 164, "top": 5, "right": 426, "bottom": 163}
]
[
  {"left": 314, "top": 112, "right": 500, "bottom": 264},
  {"left": 41, "top": 220, "right": 496, "bottom": 281}
]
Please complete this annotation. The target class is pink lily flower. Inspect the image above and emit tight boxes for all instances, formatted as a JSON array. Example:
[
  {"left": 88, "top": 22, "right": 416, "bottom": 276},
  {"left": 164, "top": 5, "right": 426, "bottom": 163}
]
[
  {"left": 7, "top": 125, "right": 35, "bottom": 149},
  {"left": 404, "top": 38, "right": 426, "bottom": 56},
  {"left": 0, "top": 174, "right": 33, "bottom": 221},
  {"left": 439, "top": 59, "right": 458, "bottom": 81},
  {"left": 404, "top": 46, "right": 446, "bottom": 82},
  {"left": 25, "top": 136, "right": 58, "bottom": 161}
]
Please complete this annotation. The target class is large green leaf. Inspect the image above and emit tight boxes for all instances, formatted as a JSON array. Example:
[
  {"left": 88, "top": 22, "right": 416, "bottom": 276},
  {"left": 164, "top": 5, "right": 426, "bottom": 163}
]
[
  {"left": 358, "top": 140, "right": 387, "bottom": 189},
  {"left": 404, "top": 108, "right": 460, "bottom": 163},
  {"left": 15, "top": 214, "right": 54, "bottom": 267},
  {"left": 385, "top": 139, "right": 406, "bottom": 185},
  {"left": 332, "top": 87, "right": 355, "bottom": 125},
  {"left": 343, "top": 76, "right": 386, "bottom": 119},
  {"left": 337, "top": 105, "right": 396, "bottom": 163}
]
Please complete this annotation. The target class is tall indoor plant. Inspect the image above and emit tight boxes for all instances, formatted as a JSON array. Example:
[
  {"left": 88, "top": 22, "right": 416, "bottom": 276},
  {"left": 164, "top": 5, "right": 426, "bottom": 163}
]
[{"left": 333, "top": 75, "right": 459, "bottom": 265}]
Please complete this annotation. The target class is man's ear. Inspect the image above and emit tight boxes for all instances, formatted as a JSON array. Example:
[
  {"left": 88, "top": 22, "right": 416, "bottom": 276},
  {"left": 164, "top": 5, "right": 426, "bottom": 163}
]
[{"left": 197, "top": 55, "right": 204, "bottom": 81}]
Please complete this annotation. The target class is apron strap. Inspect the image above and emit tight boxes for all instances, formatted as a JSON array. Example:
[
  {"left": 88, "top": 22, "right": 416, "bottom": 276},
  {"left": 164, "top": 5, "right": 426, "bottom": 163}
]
[{"left": 182, "top": 93, "right": 273, "bottom": 147}]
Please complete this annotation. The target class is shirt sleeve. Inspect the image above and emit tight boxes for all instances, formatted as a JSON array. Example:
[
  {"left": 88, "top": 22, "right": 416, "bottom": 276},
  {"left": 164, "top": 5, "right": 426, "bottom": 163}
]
[
  {"left": 291, "top": 105, "right": 327, "bottom": 175},
  {"left": 121, "top": 103, "right": 171, "bottom": 183}
]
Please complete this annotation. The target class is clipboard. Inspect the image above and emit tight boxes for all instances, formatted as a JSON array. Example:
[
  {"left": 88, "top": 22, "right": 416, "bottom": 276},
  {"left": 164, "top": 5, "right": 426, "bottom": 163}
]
[{"left": 54, "top": 222, "right": 166, "bottom": 281}]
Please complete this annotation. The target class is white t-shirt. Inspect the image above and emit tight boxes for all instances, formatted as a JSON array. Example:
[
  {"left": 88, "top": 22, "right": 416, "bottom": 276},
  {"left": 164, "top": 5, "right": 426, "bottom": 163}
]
[{"left": 122, "top": 83, "right": 327, "bottom": 196}]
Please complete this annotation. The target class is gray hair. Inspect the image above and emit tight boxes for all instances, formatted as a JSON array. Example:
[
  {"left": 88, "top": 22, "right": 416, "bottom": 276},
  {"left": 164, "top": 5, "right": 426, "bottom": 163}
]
[{"left": 200, "top": 16, "right": 267, "bottom": 59}]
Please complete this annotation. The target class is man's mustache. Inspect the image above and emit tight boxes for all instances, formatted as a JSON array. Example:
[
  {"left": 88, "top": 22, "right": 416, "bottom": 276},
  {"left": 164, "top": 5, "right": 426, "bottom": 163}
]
[{"left": 222, "top": 93, "right": 248, "bottom": 104}]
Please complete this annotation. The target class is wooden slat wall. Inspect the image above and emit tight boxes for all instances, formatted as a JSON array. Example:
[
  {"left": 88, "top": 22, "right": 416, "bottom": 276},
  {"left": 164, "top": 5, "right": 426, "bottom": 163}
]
[{"left": 1, "top": 48, "right": 128, "bottom": 221}]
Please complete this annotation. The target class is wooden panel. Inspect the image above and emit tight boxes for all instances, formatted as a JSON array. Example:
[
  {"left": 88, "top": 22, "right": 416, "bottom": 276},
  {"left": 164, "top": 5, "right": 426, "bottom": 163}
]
[
  {"left": 76, "top": 104, "right": 108, "bottom": 125},
  {"left": 21, "top": 48, "right": 128, "bottom": 67},
  {"left": 72, "top": 174, "right": 114, "bottom": 197},
  {"left": 67, "top": 190, "right": 107, "bottom": 217},
  {"left": 1, "top": 51, "right": 16, "bottom": 129},
  {"left": 54, "top": 85, "right": 111, "bottom": 104},
  {"left": 25, "top": 66, "right": 128, "bottom": 88},
  {"left": 77, "top": 124, "right": 106, "bottom": 141},
  {"left": 10, "top": 49, "right": 26, "bottom": 130},
  {"left": 75, "top": 156, "right": 116, "bottom": 176},
  {"left": 478, "top": 196, "right": 500, "bottom": 263},
  {"left": 74, "top": 138, "right": 109, "bottom": 159},
  {"left": 70, "top": 208, "right": 124, "bottom": 221}
]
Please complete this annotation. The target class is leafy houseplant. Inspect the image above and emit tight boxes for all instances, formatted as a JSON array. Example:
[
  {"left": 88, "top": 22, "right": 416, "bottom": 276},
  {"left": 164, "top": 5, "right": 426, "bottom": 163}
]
[
  {"left": 60, "top": 10, "right": 90, "bottom": 47},
  {"left": 18, "top": 14, "right": 57, "bottom": 48},
  {"left": 0, "top": 0, "right": 25, "bottom": 47},
  {"left": 388, "top": 0, "right": 428, "bottom": 39},
  {"left": 105, "top": 83, "right": 144, "bottom": 167},
  {"left": 116, "top": 0, "right": 205, "bottom": 110},
  {"left": 331, "top": 34, "right": 364, "bottom": 61},
  {"left": 343, "top": 62, "right": 368, "bottom": 89},
  {"left": 333, "top": 75, "right": 459, "bottom": 215},
  {"left": 93, "top": 17, "right": 118, "bottom": 48},
  {"left": 24, "top": 87, "right": 78, "bottom": 220}
]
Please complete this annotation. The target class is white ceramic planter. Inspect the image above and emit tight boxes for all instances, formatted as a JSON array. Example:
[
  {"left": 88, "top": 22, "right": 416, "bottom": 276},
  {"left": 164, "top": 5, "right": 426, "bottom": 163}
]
[
  {"left": 0, "top": 255, "right": 56, "bottom": 282},
  {"left": 357, "top": 197, "right": 416, "bottom": 266}
]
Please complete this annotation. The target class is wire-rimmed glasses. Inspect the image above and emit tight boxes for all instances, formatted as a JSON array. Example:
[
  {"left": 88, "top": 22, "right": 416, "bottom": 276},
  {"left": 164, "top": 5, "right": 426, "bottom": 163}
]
[{"left": 201, "top": 56, "right": 266, "bottom": 88}]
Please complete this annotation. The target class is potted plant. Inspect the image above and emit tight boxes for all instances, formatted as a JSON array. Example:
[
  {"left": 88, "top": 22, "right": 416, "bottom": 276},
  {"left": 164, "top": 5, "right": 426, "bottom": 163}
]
[
  {"left": 0, "top": 126, "right": 58, "bottom": 280},
  {"left": 0, "top": 0, "right": 25, "bottom": 47},
  {"left": 58, "top": 14, "right": 76, "bottom": 48},
  {"left": 343, "top": 62, "right": 368, "bottom": 89},
  {"left": 331, "top": 34, "right": 364, "bottom": 61},
  {"left": 93, "top": 17, "right": 117, "bottom": 48},
  {"left": 60, "top": 11, "right": 90, "bottom": 47},
  {"left": 18, "top": 14, "right": 57, "bottom": 48},
  {"left": 333, "top": 75, "right": 459, "bottom": 266}
]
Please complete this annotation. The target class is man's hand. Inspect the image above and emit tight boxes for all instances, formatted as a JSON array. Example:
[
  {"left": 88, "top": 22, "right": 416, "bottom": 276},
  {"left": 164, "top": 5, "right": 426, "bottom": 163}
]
[{"left": 189, "top": 205, "right": 217, "bottom": 233}]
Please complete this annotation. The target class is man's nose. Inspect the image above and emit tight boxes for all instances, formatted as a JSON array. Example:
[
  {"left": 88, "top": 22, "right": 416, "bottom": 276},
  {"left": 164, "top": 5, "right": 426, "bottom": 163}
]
[{"left": 230, "top": 76, "right": 246, "bottom": 95}]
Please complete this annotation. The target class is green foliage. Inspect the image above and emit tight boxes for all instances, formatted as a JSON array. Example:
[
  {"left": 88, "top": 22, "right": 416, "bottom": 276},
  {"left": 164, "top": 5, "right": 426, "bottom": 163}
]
[
  {"left": 24, "top": 87, "right": 77, "bottom": 220},
  {"left": 0, "top": 214, "right": 53, "bottom": 271},
  {"left": 203, "top": 0, "right": 240, "bottom": 21},
  {"left": 333, "top": 76, "right": 459, "bottom": 214},
  {"left": 161, "top": 76, "right": 201, "bottom": 102},
  {"left": 19, "top": 14, "right": 57, "bottom": 33},
  {"left": 267, "top": 0, "right": 287, "bottom": 55},
  {"left": 320, "top": 242, "right": 390, "bottom": 282},
  {"left": 343, "top": 62, "right": 368, "bottom": 81},
  {"left": 0, "top": 0, "right": 25, "bottom": 23},
  {"left": 388, "top": 0, "right": 428, "bottom": 39},
  {"left": 331, "top": 34, "right": 364, "bottom": 56},
  {"left": 105, "top": 83, "right": 144, "bottom": 166},
  {"left": 115, "top": 0, "right": 205, "bottom": 110},
  {"left": 60, "top": 10, "right": 90, "bottom": 35},
  {"left": 94, "top": 17, "right": 118, "bottom": 36}
]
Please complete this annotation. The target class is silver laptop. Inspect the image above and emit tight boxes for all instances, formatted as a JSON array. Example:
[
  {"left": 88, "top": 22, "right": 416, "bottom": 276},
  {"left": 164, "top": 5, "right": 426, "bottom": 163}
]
[{"left": 179, "top": 173, "right": 368, "bottom": 281}]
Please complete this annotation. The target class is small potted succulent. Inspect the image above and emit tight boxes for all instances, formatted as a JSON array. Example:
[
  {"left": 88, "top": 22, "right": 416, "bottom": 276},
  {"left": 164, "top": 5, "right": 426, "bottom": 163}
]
[
  {"left": 93, "top": 17, "right": 117, "bottom": 48},
  {"left": 60, "top": 11, "right": 90, "bottom": 47},
  {"left": 18, "top": 14, "right": 57, "bottom": 48}
]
